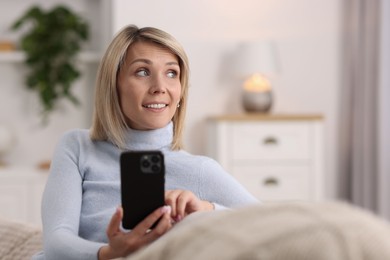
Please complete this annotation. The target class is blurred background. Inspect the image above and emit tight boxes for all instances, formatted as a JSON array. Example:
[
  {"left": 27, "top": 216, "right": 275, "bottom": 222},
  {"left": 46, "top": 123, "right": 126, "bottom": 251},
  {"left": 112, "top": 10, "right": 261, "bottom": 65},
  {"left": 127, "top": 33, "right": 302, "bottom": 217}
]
[{"left": 0, "top": 0, "right": 389, "bottom": 224}]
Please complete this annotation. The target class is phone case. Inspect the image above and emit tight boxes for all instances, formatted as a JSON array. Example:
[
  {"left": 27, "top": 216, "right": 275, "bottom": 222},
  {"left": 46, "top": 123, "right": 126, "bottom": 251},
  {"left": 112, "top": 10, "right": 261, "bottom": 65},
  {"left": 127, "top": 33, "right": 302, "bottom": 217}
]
[{"left": 120, "top": 150, "right": 165, "bottom": 229}]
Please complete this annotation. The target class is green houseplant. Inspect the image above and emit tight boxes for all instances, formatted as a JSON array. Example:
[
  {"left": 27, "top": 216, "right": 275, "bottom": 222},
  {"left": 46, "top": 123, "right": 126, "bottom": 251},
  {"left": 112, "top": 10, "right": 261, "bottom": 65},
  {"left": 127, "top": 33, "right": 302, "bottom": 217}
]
[{"left": 11, "top": 5, "right": 89, "bottom": 117}]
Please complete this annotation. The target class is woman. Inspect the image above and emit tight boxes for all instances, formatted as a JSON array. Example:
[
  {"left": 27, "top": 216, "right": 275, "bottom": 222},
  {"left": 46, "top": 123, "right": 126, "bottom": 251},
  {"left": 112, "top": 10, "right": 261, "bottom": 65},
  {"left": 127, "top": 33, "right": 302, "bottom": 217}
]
[{"left": 34, "top": 25, "right": 257, "bottom": 260}]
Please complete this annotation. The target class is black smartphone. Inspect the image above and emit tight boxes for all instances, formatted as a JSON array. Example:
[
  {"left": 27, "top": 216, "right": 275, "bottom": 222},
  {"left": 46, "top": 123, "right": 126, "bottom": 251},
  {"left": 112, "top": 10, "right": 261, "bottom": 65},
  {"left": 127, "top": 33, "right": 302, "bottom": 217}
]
[{"left": 120, "top": 150, "right": 165, "bottom": 230}]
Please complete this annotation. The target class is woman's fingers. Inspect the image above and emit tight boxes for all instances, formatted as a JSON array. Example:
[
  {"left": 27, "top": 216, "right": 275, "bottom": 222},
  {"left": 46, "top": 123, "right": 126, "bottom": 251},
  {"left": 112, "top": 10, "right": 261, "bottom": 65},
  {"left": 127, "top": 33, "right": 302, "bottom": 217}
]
[
  {"left": 145, "top": 211, "right": 172, "bottom": 240},
  {"left": 131, "top": 206, "right": 172, "bottom": 247},
  {"left": 165, "top": 190, "right": 199, "bottom": 220},
  {"left": 106, "top": 206, "right": 123, "bottom": 238},
  {"left": 104, "top": 205, "right": 172, "bottom": 258},
  {"left": 132, "top": 205, "right": 171, "bottom": 236},
  {"left": 177, "top": 192, "right": 189, "bottom": 217},
  {"left": 176, "top": 191, "right": 198, "bottom": 217},
  {"left": 165, "top": 190, "right": 180, "bottom": 217}
]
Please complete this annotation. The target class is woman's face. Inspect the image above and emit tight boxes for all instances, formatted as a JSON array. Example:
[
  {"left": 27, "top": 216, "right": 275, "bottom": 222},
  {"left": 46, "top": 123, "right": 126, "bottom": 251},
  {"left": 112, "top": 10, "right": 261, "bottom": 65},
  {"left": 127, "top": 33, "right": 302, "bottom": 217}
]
[{"left": 117, "top": 41, "right": 181, "bottom": 130}]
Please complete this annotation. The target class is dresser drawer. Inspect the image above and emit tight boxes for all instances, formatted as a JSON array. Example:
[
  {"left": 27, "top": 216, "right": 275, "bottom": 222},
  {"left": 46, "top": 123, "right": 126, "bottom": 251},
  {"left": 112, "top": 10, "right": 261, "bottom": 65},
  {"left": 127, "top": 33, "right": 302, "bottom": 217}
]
[
  {"left": 231, "top": 122, "right": 311, "bottom": 161},
  {"left": 232, "top": 165, "right": 311, "bottom": 201}
]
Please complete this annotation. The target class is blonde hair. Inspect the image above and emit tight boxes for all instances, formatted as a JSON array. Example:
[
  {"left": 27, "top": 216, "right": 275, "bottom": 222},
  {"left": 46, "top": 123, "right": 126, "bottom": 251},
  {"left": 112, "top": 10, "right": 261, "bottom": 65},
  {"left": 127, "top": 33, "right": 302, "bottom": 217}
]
[{"left": 90, "top": 25, "right": 189, "bottom": 150}]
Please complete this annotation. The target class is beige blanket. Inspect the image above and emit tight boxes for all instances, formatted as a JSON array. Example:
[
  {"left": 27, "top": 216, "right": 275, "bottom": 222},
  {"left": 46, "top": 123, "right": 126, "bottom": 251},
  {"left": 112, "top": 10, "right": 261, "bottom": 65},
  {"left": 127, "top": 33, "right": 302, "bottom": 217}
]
[
  {"left": 0, "top": 217, "right": 42, "bottom": 260},
  {"left": 2, "top": 201, "right": 390, "bottom": 260},
  {"left": 126, "top": 201, "right": 390, "bottom": 260}
]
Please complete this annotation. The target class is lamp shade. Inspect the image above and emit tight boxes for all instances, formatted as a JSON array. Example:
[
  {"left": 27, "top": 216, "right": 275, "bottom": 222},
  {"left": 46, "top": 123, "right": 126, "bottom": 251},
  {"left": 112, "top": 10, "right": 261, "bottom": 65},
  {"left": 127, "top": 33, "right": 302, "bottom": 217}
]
[{"left": 236, "top": 41, "right": 279, "bottom": 78}]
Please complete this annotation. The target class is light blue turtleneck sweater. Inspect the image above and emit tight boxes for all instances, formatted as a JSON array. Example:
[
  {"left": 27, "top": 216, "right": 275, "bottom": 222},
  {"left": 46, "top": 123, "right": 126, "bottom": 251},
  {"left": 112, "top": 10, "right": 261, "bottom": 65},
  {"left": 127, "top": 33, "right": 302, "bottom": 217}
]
[{"left": 33, "top": 122, "right": 258, "bottom": 260}]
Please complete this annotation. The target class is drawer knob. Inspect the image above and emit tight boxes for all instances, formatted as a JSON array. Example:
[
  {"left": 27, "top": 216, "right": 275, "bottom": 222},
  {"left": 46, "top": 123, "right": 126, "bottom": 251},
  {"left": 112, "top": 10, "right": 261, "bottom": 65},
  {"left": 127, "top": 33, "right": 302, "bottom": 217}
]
[
  {"left": 263, "top": 177, "right": 279, "bottom": 187},
  {"left": 263, "top": 137, "right": 278, "bottom": 145}
]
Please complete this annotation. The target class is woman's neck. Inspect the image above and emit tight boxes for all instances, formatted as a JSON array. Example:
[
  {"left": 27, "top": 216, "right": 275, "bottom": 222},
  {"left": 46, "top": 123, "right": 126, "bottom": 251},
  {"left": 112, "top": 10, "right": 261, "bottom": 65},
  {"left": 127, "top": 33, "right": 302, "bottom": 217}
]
[{"left": 124, "top": 122, "right": 173, "bottom": 151}]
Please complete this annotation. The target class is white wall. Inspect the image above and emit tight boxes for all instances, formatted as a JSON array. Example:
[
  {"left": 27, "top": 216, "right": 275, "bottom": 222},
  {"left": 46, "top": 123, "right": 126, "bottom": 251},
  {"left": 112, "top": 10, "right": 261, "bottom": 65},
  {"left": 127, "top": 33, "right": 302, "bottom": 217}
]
[{"left": 112, "top": 0, "right": 341, "bottom": 198}]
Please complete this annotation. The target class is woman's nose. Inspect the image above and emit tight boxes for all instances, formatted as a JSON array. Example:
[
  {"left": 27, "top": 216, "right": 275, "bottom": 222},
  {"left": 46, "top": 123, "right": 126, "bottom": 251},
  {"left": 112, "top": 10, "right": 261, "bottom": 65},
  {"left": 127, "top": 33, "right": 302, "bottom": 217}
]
[{"left": 149, "top": 75, "right": 166, "bottom": 94}]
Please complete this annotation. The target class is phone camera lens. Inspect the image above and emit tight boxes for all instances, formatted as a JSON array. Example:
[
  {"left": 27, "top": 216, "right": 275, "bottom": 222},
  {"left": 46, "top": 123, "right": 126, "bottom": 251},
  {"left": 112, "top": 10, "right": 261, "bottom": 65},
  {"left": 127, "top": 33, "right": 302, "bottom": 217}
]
[
  {"left": 142, "top": 160, "right": 150, "bottom": 168},
  {"left": 151, "top": 155, "right": 160, "bottom": 163},
  {"left": 151, "top": 165, "right": 160, "bottom": 172}
]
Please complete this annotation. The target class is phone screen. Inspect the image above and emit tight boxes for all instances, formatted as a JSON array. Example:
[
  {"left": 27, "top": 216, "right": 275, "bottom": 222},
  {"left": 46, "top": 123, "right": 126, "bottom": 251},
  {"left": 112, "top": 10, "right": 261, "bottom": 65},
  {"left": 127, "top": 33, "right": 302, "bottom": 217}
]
[{"left": 120, "top": 150, "right": 165, "bottom": 229}]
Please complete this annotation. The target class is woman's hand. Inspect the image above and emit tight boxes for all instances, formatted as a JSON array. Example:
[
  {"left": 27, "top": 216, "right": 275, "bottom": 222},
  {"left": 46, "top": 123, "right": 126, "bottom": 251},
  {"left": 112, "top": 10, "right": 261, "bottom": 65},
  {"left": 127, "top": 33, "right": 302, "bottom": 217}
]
[
  {"left": 98, "top": 205, "right": 172, "bottom": 260},
  {"left": 165, "top": 190, "right": 214, "bottom": 222}
]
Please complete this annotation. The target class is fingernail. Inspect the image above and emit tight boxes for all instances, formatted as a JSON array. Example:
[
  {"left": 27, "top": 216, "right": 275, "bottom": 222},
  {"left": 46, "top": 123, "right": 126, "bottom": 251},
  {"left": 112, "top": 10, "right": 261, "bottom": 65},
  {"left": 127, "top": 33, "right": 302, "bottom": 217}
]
[
  {"left": 161, "top": 205, "right": 171, "bottom": 214},
  {"left": 173, "top": 215, "right": 182, "bottom": 222}
]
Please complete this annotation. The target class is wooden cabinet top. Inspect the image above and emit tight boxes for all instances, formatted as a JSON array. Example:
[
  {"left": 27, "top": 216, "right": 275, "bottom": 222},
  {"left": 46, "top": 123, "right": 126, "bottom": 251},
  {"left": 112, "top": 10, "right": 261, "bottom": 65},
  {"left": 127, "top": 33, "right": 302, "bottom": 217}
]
[{"left": 207, "top": 113, "right": 324, "bottom": 122}]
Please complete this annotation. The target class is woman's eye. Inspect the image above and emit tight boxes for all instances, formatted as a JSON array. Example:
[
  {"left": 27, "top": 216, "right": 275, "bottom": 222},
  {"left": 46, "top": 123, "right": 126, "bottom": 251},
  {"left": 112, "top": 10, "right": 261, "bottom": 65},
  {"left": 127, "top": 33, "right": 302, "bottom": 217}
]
[
  {"left": 136, "top": 69, "right": 149, "bottom": 77},
  {"left": 167, "top": 70, "right": 177, "bottom": 78}
]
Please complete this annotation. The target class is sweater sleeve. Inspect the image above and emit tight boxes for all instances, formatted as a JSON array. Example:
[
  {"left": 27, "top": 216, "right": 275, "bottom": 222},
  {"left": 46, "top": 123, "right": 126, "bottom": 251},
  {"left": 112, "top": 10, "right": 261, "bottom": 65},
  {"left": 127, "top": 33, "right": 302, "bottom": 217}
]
[
  {"left": 198, "top": 157, "right": 259, "bottom": 208},
  {"left": 39, "top": 131, "right": 105, "bottom": 260}
]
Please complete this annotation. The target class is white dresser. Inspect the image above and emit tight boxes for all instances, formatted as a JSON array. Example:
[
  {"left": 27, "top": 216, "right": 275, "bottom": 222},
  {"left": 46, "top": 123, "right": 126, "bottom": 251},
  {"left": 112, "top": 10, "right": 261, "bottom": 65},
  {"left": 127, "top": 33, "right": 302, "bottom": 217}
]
[
  {"left": 207, "top": 114, "right": 325, "bottom": 202},
  {"left": 0, "top": 166, "right": 48, "bottom": 226}
]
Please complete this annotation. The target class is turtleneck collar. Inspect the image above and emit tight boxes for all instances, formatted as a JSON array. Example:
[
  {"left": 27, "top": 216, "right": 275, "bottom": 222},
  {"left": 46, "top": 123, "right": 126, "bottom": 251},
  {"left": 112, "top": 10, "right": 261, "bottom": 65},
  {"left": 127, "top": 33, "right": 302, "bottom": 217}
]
[{"left": 124, "top": 121, "right": 173, "bottom": 151}]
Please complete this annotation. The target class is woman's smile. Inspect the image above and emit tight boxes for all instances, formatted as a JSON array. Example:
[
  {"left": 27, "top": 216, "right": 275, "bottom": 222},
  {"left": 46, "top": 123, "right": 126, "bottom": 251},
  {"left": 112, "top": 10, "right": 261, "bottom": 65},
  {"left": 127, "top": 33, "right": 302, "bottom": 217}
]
[{"left": 142, "top": 103, "right": 168, "bottom": 109}]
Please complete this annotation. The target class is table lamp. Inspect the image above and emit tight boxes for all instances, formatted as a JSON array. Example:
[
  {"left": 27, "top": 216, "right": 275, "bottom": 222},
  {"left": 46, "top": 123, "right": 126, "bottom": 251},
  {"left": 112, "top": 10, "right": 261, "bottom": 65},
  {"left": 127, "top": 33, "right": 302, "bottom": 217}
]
[{"left": 236, "top": 41, "right": 279, "bottom": 113}]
